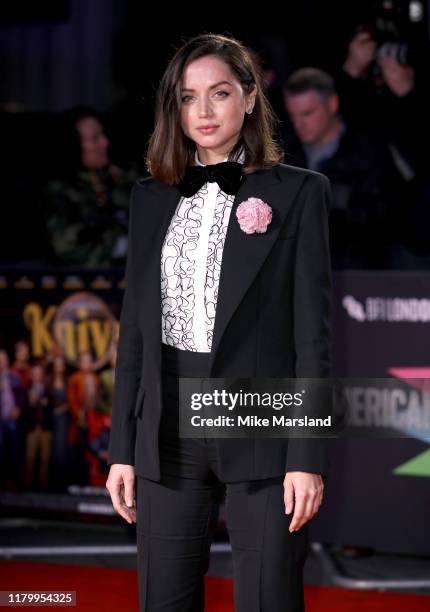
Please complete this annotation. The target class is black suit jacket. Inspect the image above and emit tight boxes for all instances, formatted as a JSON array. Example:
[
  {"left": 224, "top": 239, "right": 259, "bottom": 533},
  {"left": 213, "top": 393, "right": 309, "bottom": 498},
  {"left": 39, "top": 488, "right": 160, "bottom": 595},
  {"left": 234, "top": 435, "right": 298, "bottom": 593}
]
[{"left": 107, "top": 163, "right": 333, "bottom": 482}]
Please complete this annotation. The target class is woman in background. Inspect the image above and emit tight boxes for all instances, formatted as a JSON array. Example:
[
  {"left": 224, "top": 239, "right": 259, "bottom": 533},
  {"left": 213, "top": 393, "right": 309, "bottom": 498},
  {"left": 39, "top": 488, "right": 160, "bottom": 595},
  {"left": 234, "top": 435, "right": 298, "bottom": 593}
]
[{"left": 45, "top": 106, "right": 136, "bottom": 268}]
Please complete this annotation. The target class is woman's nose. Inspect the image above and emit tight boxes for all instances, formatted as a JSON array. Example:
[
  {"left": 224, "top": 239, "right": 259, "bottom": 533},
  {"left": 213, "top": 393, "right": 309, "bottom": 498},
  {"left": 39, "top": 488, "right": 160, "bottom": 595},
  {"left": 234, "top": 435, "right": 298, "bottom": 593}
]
[{"left": 198, "top": 98, "right": 213, "bottom": 116}]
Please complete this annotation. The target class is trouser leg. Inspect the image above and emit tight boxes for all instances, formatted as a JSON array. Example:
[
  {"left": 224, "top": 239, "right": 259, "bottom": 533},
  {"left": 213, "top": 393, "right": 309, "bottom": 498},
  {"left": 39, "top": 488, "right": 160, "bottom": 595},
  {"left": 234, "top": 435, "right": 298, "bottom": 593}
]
[
  {"left": 225, "top": 476, "right": 309, "bottom": 612},
  {"left": 136, "top": 472, "right": 224, "bottom": 612}
]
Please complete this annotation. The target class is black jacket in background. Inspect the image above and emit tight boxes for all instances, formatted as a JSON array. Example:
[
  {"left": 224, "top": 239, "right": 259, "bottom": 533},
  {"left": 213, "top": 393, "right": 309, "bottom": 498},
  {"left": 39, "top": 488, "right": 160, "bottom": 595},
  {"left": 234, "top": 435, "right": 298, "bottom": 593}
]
[{"left": 282, "top": 125, "right": 390, "bottom": 269}]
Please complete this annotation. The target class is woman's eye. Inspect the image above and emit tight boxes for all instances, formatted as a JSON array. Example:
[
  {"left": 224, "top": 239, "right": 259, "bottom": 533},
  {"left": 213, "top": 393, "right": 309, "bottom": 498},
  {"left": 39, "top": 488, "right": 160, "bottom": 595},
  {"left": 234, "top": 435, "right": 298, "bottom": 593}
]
[{"left": 181, "top": 91, "right": 229, "bottom": 103}]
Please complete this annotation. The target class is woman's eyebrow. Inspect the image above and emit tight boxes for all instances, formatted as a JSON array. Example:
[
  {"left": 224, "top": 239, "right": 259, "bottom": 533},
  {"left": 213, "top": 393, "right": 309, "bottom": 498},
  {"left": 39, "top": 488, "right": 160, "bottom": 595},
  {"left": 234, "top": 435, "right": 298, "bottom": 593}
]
[{"left": 181, "top": 80, "right": 232, "bottom": 92}]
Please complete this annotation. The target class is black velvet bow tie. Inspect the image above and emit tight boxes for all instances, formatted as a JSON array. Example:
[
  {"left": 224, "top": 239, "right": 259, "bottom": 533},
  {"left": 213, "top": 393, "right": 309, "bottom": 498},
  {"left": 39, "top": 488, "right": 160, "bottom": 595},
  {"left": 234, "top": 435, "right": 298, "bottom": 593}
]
[{"left": 177, "top": 161, "right": 244, "bottom": 197}]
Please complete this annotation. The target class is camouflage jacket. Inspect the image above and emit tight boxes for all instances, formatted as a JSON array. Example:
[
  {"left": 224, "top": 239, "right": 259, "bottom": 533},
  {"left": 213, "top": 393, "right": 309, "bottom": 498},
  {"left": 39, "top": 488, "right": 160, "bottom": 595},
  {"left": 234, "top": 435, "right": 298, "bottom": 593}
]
[{"left": 45, "top": 165, "right": 137, "bottom": 267}]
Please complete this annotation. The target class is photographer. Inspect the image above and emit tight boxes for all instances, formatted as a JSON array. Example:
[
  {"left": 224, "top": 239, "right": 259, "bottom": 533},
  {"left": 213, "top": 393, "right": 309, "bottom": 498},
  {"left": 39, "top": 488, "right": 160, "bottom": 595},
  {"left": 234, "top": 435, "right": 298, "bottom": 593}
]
[
  {"left": 336, "top": 19, "right": 430, "bottom": 265},
  {"left": 339, "top": 27, "right": 425, "bottom": 175}
]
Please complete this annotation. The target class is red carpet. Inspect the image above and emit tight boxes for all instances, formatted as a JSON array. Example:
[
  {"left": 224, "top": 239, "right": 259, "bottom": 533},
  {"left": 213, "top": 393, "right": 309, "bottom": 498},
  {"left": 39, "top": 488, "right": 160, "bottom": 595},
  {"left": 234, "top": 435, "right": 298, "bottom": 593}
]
[{"left": 0, "top": 560, "right": 429, "bottom": 610}]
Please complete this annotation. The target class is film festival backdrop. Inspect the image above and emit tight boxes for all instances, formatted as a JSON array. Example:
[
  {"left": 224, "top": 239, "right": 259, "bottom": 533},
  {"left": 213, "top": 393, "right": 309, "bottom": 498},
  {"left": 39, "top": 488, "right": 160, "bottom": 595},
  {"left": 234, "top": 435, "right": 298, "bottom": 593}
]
[
  {"left": 0, "top": 268, "right": 429, "bottom": 553},
  {"left": 0, "top": 268, "right": 123, "bottom": 494}
]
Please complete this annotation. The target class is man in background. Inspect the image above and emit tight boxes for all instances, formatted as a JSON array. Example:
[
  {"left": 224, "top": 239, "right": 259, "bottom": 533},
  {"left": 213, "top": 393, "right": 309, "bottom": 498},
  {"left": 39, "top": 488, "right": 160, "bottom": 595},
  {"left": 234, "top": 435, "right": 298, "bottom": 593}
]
[{"left": 282, "top": 67, "right": 390, "bottom": 270}]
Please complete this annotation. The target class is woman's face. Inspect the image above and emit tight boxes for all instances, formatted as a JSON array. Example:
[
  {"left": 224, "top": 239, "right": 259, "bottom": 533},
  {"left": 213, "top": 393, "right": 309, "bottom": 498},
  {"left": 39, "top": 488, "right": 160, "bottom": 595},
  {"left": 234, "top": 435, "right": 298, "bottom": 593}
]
[
  {"left": 31, "top": 365, "right": 44, "bottom": 383},
  {"left": 15, "top": 342, "right": 29, "bottom": 362},
  {"left": 53, "top": 355, "right": 65, "bottom": 374},
  {"left": 79, "top": 351, "right": 93, "bottom": 372},
  {"left": 180, "top": 55, "right": 256, "bottom": 164},
  {"left": 76, "top": 117, "right": 110, "bottom": 170}
]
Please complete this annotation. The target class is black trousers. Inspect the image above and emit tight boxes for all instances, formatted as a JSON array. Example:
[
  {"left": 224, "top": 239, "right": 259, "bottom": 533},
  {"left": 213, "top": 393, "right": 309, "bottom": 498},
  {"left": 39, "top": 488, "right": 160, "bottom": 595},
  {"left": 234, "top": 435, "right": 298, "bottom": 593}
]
[{"left": 136, "top": 344, "right": 308, "bottom": 612}]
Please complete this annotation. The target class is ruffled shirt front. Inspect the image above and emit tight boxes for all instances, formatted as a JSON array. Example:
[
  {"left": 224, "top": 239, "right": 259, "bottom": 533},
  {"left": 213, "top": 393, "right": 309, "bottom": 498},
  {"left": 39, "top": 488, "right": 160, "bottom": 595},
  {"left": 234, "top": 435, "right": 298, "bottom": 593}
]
[{"left": 160, "top": 148, "right": 245, "bottom": 352}]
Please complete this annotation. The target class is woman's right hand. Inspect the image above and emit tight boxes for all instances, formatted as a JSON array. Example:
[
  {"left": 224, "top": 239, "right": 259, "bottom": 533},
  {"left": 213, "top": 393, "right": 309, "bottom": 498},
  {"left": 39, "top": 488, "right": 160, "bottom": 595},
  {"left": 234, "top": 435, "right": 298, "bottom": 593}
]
[{"left": 106, "top": 464, "right": 136, "bottom": 524}]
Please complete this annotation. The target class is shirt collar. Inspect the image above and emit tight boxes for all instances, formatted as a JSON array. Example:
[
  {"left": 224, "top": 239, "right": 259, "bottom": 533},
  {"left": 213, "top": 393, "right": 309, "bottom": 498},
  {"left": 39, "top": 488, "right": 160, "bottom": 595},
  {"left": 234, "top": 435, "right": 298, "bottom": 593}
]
[{"left": 194, "top": 145, "right": 246, "bottom": 166}]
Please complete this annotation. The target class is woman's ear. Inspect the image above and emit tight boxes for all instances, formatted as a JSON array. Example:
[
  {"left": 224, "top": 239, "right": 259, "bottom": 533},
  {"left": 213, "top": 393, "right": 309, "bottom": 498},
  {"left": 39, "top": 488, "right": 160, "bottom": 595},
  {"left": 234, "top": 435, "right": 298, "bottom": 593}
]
[{"left": 246, "top": 85, "right": 257, "bottom": 114}]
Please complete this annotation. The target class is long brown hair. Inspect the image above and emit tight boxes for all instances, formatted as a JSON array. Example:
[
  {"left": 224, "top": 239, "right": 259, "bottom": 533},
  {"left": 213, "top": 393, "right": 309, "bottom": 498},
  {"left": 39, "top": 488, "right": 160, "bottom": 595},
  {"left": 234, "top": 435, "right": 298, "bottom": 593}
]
[{"left": 145, "top": 33, "right": 284, "bottom": 184}]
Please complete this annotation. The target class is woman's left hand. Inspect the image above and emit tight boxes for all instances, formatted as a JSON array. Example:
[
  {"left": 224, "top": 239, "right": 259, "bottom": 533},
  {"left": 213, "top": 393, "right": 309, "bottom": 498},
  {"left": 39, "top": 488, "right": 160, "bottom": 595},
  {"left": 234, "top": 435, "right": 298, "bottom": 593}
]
[{"left": 283, "top": 471, "right": 324, "bottom": 532}]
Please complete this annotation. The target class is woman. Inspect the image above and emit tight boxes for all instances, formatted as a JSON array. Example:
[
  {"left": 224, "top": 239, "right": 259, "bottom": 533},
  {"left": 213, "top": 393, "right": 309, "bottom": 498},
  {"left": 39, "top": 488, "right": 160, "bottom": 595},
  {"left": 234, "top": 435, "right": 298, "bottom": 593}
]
[
  {"left": 44, "top": 106, "right": 136, "bottom": 268},
  {"left": 47, "top": 355, "right": 70, "bottom": 491},
  {"left": 106, "top": 33, "right": 332, "bottom": 612}
]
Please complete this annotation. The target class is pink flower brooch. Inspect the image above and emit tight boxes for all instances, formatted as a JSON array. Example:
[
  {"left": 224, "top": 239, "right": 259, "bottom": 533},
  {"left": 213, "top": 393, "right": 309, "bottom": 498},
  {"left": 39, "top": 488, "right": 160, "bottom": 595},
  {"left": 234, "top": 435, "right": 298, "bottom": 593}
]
[{"left": 236, "top": 197, "right": 272, "bottom": 234}]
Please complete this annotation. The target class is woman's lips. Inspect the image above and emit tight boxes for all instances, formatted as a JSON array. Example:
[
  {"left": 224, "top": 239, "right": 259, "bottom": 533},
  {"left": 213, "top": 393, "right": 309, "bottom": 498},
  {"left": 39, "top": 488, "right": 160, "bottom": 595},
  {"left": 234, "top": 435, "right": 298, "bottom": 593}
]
[{"left": 197, "top": 126, "right": 219, "bottom": 134}]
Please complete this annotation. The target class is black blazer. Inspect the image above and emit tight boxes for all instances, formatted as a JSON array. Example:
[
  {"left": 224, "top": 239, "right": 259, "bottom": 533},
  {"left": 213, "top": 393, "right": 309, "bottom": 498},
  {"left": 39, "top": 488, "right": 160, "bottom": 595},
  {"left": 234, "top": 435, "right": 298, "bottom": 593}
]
[{"left": 107, "top": 163, "right": 333, "bottom": 482}]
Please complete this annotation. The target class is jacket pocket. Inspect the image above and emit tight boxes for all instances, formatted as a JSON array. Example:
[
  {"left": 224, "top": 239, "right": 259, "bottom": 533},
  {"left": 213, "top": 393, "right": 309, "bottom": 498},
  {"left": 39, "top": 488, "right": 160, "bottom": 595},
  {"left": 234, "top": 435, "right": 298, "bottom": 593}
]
[{"left": 134, "top": 385, "right": 146, "bottom": 419}]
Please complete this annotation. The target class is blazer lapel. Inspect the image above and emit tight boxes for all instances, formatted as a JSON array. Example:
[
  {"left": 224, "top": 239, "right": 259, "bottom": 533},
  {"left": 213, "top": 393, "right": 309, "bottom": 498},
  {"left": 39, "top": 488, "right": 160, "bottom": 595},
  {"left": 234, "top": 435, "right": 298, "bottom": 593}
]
[
  {"left": 207, "top": 166, "right": 288, "bottom": 375},
  {"left": 136, "top": 182, "right": 182, "bottom": 384}
]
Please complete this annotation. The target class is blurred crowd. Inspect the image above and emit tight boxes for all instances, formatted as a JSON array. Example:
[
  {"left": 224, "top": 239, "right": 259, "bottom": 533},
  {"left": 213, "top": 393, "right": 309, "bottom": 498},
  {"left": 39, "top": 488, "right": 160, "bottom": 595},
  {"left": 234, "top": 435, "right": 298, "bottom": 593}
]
[
  {"left": 0, "top": 339, "right": 117, "bottom": 493},
  {"left": 1, "top": 25, "right": 430, "bottom": 272}
]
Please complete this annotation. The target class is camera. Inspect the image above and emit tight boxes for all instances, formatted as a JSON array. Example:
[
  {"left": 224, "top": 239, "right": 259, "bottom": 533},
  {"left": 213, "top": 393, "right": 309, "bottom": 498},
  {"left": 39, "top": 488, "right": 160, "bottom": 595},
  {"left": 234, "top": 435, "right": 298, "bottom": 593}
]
[{"left": 358, "top": 0, "right": 427, "bottom": 66}]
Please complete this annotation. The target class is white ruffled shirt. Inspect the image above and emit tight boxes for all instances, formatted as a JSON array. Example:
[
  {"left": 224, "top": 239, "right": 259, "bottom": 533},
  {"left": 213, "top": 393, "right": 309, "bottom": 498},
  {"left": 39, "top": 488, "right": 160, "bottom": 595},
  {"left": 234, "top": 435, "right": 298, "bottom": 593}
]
[{"left": 160, "top": 147, "right": 245, "bottom": 352}]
